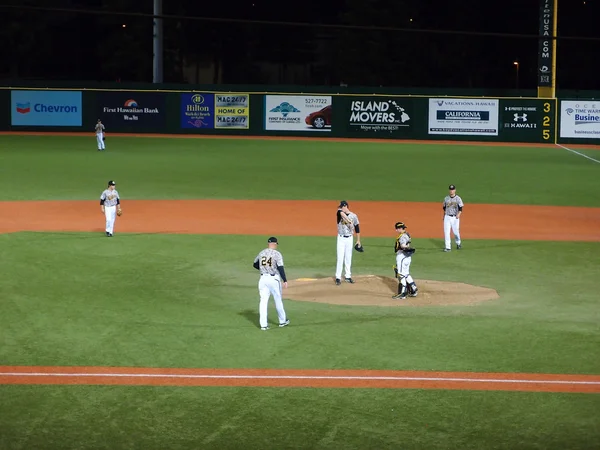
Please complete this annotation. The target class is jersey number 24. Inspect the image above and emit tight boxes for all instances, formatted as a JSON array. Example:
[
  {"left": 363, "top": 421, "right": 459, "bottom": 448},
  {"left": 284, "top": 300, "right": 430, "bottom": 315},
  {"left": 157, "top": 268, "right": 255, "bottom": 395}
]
[{"left": 261, "top": 256, "right": 273, "bottom": 267}]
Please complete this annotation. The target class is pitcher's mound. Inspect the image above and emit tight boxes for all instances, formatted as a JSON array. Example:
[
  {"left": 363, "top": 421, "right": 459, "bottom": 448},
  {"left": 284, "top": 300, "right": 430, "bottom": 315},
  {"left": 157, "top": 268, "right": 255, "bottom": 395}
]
[{"left": 286, "top": 275, "right": 499, "bottom": 306}]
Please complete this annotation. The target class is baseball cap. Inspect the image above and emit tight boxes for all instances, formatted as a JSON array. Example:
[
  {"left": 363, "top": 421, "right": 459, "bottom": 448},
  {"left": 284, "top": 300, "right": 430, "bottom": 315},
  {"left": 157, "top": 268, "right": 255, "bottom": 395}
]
[
  {"left": 108, "top": 180, "right": 116, "bottom": 186},
  {"left": 267, "top": 236, "right": 278, "bottom": 243},
  {"left": 395, "top": 222, "right": 406, "bottom": 229},
  {"left": 449, "top": 184, "right": 456, "bottom": 190},
  {"left": 339, "top": 200, "right": 348, "bottom": 207}
]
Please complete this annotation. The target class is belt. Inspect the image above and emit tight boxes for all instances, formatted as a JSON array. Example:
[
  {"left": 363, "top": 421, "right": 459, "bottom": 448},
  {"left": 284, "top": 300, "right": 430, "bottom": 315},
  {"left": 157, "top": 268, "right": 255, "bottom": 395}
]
[
  {"left": 339, "top": 235, "right": 351, "bottom": 238},
  {"left": 447, "top": 214, "right": 456, "bottom": 217},
  {"left": 261, "top": 274, "right": 276, "bottom": 276}
]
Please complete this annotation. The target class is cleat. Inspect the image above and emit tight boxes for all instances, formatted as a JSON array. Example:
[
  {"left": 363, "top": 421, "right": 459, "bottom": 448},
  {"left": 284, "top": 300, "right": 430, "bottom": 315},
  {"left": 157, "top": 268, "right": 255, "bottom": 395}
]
[
  {"left": 279, "top": 319, "right": 290, "bottom": 328},
  {"left": 457, "top": 244, "right": 462, "bottom": 250},
  {"left": 443, "top": 248, "right": 451, "bottom": 252},
  {"left": 345, "top": 278, "right": 355, "bottom": 284},
  {"left": 335, "top": 279, "right": 341, "bottom": 285},
  {"left": 392, "top": 293, "right": 407, "bottom": 300},
  {"left": 261, "top": 326, "right": 269, "bottom": 331}
]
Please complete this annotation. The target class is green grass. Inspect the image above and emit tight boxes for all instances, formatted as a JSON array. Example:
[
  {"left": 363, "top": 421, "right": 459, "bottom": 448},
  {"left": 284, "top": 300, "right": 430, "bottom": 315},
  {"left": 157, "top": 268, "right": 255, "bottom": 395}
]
[
  {"left": 1, "top": 385, "right": 599, "bottom": 450},
  {"left": 2, "top": 233, "right": 599, "bottom": 374},
  {"left": 1, "top": 135, "right": 599, "bottom": 206},
  {"left": 1, "top": 134, "right": 599, "bottom": 449}
]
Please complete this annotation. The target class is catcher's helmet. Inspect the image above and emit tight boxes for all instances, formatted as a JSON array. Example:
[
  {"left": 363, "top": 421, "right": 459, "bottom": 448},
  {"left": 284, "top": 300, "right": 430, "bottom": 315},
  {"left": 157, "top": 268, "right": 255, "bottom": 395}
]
[{"left": 395, "top": 222, "right": 406, "bottom": 229}]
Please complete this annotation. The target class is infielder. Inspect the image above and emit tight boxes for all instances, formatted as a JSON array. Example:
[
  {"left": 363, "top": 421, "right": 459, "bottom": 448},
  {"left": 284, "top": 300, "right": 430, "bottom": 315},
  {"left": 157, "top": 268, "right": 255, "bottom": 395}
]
[
  {"left": 443, "top": 184, "right": 464, "bottom": 251},
  {"left": 252, "top": 237, "right": 290, "bottom": 331},
  {"left": 393, "top": 222, "right": 418, "bottom": 299},
  {"left": 95, "top": 119, "right": 106, "bottom": 151},
  {"left": 335, "top": 200, "right": 361, "bottom": 285},
  {"left": 100, "top": 180, "right": 122, "bottom": 237}
]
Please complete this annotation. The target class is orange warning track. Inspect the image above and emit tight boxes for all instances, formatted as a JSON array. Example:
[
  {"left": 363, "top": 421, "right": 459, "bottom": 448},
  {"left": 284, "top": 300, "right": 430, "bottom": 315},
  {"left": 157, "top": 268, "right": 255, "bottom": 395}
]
[
  {"left": 1, "top": 199, "right": 600, "bottom": 241},
  {"left": 1, "top": 366, "right": 599, "bottom": 393}
]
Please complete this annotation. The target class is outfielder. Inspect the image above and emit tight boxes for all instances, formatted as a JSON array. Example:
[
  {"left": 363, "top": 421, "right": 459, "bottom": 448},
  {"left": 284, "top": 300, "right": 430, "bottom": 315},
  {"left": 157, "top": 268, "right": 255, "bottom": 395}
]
[
  {"left": 335, "top": 200, "right": 361, "bottom": 285},
  {"left": 100, "top": 180, "right": 122, "bottom": 237},
  {"left": 95, "top": 119, "right": 106, "bottom": 151},
  {"left": 443, "top": 184, "right": 464, "bottom": 251},
  {"left": 393, "top": 222, "right": 418, "bottom": 299},
  {"left": 252, "top": 237, "right": 290, "bottom": 331}
]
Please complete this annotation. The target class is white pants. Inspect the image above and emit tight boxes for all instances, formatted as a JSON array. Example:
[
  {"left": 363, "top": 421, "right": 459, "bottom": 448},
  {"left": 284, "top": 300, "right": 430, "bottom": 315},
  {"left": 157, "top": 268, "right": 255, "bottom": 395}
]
[
  {"left": 258, "top": 274, "right": 287, "bottom": 328},
  {"left": 444, "top": 215, "right": 461, "bottom": 249},
  {"left": 335, "top": 234, "right": 353, "bottom": 279},
  {"left": 395, "top": 253, "right": 412, "bottom": 277},
  {"left": 104, "top": 205, "right": 117, "bottom": 234},
  {"left": 96, "top": 133, "right": 105, "bottom": 150}
]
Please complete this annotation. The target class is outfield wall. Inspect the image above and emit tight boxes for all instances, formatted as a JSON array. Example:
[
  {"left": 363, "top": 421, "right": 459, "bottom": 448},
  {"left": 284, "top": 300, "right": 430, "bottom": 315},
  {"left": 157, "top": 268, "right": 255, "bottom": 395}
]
[{"left": 1, "top": 86, "right": 598, "bottom": 145}]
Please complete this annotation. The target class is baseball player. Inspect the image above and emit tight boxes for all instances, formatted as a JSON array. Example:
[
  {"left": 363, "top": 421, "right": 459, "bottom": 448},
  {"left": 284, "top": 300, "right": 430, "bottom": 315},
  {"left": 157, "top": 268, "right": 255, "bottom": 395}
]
[
  {"left": 393, "top": 222, "right": 418, "bottom": 299},
  {"left": 443, "top": 184, "right": 464, "bottom": 251},
  {"left": 252, "top": 237, "right": 290, "bottom": 331},
  {"left": 95, "top": 119, "right": 106, "bottom": 151},
  {"left": 335, "top": 200, "right": 361, "bottom": 285},
  {"left": 100, "top": 180, "right": 121, "bottom": 237}
]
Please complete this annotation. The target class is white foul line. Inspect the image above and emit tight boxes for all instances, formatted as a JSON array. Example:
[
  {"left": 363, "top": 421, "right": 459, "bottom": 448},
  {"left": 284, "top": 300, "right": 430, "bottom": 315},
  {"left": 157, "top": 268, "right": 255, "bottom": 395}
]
[
  {"left": 556, "top": 144, "right": 600, "bottom": 164},
  {"left": 1, "top": 372, "right": 599, "bottom": 386}
]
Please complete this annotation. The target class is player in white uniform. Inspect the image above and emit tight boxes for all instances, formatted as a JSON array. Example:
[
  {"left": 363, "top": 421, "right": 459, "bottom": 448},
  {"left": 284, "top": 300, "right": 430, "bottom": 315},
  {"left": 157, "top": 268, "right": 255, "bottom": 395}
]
[
  {"left": 252, "top": 237, "right": 290, "bottom": 331},
  {"left": 335, "top": 200, "right": 361, "bottom": 285},
  {"left": 95, "top": 119, "right": 106, "bottom": 151},
  {"left": 393, "top": 222, "right": 418, "bottom": 299},
  {"left": 443, "top": 184, "right": 464, "bottom": 251},
  {"left": 100, "top": 180, "right": 121, "bottom": 237}
]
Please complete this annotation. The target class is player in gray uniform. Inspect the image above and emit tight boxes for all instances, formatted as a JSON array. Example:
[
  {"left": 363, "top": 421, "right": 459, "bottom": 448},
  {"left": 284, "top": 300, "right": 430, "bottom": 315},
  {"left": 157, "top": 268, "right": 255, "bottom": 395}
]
[
  {"left": 95, "top": 119, "right": 106, "bottom": 151},
  {"left": 443, "top": 184, "right": 464, "bottom": 251},
  {"left": 393, "top": 222, "right": 418, "bottom": 299},
  {"left": 100, "top": 180, "right": 121, "bottom": 237},
  {"left": 252, "top": 237, "right": 290, "bottom": 331},
  {"left": 335, "top": 200, "right": 361, "bottom": 285}
]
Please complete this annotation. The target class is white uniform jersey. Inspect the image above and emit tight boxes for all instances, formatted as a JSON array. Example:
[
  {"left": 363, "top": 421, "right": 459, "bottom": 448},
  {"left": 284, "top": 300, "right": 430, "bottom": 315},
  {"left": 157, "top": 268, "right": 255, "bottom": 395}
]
[
  {"left": 337, "top": 211, "right": 359, "bottom": 236},
  {"left": 100, "top": 189, "right": 120, "bottom": 207},
  {"left": 443, "top": 195, "right": 464, "bottom": 216},
  {"left": 254, "top": 248, "right": 284, "bottom": 276},
  {"left": 95, "top": 123, "right": 105, "bottom": 135}
]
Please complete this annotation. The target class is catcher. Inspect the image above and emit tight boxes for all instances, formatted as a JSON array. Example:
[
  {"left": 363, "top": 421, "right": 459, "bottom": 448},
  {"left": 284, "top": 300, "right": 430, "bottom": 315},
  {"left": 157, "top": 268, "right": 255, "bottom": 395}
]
[{"left": 392, "top": 221, "right": 418, "bottom": 299}]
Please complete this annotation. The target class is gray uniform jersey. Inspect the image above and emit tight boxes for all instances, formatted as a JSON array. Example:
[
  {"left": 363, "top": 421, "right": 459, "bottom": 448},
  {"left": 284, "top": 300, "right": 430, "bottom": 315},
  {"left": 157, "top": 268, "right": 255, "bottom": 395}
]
[
  {"left": 95, "top": 123, "right": 105, "bottom": 134},
  {"left": 337, "top": 211, "right": 359, "bottom": 236},
  {"left": 443, "top": 195, "right": 464, "bottom": 216},
  {"left": 395, "top": 232, "right": 412, "bottom": 255},
  {"left": 100, "top": 189, "right": 120, "bottom": 207},
  {"left": 254, "top": 248, "right": 284, "bottom": 276}
]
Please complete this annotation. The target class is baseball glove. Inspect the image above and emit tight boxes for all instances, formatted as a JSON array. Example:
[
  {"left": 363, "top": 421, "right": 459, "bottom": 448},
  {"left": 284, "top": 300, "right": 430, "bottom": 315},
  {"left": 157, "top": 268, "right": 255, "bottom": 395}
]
[
  {"left": 117, "top": 209, "right": 122, "bottom": 216},
  {"left": 354, "top": 243, "right": 364, "bottom": 252},
  {"left": 404, "top": 248, "right": 416, "bottom": 255}
]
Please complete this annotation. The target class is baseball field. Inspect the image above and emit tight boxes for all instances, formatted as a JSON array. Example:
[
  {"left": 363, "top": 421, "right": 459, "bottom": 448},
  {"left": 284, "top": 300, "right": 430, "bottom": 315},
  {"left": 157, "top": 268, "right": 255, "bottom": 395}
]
[{"left": 1, "top": 133, "right": 599, "bottom": 449}]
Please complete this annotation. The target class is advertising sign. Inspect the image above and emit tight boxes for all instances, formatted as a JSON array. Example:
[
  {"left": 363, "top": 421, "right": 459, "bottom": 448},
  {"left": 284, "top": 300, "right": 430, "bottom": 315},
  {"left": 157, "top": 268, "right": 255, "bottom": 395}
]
[
  {"left": 538, "top": 0, "right": 555, "bottom": 87},
  {"left": 97, "top": 92, "right": 166, "bottom": 131},
  {"left": 500, "top": 99, "right": 554, "bottom": 143},
  {"left": 560, "top": 101, "right": 600, "bottom": 139},
  {"left": 345, "top": 97, "right": 412, "bottom": 135},
  {"left": 180, "top": 93, "right": 215, "bottom": 129},
  {"left": 428, "top": 98, "right": 499, "bottom": 136},
  {"left": 264, "top": 95, "right": 332, "bottom": 131},
  {"left": 11, "top": 90, "right": 82, "bottom": 126},
  {"left": 215, "top": 94, "right": 250, "bottom": 129}
]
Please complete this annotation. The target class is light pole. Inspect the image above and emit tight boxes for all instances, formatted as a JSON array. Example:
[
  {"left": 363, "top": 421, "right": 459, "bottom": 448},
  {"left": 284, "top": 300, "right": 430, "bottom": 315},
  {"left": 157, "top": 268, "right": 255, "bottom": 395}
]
[{"left": 513, "top": 60, "right": 519, "bottom": 90}]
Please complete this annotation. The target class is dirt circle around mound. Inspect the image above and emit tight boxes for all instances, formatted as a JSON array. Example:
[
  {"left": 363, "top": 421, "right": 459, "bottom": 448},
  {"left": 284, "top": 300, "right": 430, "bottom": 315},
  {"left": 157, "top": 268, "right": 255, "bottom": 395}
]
[{"left": 285, "top": 275, "right": 499, "bottom": 307}]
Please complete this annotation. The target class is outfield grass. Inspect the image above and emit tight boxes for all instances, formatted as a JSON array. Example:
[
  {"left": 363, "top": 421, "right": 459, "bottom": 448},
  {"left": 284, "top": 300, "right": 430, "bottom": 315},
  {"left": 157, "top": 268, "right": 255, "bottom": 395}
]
[
  {"left": 1, "top": 135, "right": 599, "bottom": 449},
  {"left": 0, "top": 135, "right": 599, "bottom": 206}
]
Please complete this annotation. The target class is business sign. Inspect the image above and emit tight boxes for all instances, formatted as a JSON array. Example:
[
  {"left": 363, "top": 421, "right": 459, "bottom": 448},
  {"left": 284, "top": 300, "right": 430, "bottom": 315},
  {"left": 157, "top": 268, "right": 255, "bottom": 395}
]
[
  {"left": 428, "top": 98, "right": 499, "bottom": 136},
  {"left": 97, "top": 92, "right": 166, "bottom": 131},
  {"left": 345, "top": 96, "right": 412, "bottom": 135},
  {"left": 181, "top": 93, "right": 215, "bottom": 129},
  {"left": 264, "top": 95, "right": 332, "bottom": 131},
  {"left": 215, "top": 94, "right": 250, "bottom": 129},
  {"left": 538, "top": 0, "right": 555, "bottom": 87},
  {"left": 500, "top": 99, "right": 554, "bottom": 142},
  {"left": 560, "top": 101, "right": 600, "bottom": 139},
  {"left": 11, "top": 90, "right": 82, "bottom": 126}
]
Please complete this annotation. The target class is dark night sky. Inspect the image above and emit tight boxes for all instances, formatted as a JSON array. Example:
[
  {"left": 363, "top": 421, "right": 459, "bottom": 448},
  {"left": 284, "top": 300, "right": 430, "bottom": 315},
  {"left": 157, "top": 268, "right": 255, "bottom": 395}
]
[{"left": 1, "top": 0, "right": 599, "bottom": 89}]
